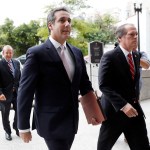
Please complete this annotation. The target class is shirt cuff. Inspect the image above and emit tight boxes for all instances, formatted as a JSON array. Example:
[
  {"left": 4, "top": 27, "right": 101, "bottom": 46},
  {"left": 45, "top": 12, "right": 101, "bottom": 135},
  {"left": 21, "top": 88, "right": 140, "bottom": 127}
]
[
  {"left": 19, "top": 129, "right": 30, "bottom": 133},
  {"left": 120, "top": 103, "right": 128, "bottom": 111}
]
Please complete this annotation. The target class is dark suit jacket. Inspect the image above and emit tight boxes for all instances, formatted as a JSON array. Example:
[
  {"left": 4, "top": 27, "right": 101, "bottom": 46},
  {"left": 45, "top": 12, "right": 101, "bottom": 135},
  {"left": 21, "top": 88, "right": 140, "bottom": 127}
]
[
  {"left": 98, "top": 47, "right": 143, "bottom": 119},
  {"left": 17, "top": 39, "right": 93, "bottom": 140},
  {"left": 0, "top": 58, "right": 21, "bottom": 102}
]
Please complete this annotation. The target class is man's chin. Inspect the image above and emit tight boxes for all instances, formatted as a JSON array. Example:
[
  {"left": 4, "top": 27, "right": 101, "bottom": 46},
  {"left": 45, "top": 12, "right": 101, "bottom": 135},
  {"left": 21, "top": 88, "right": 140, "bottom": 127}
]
[{"left": 63, "top": 35, "right": 70, "bottom": 40}]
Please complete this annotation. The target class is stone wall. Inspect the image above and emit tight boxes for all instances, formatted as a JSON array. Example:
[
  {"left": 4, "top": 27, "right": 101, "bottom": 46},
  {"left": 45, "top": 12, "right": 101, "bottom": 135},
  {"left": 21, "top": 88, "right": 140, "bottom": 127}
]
[{"left": 140, "top": 69, "right": 150, "bottom": 100}]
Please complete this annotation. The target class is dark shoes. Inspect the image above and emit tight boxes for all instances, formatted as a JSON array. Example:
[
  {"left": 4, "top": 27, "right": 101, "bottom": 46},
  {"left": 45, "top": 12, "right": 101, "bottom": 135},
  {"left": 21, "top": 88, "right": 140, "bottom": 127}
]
[
  {"left": 15, "top": 129, "right": 19, "bottom": 136},
  {"left": 5, "top": 128, "right": 19, "bottom": 141},
  {"left": 5, "top": 133, "right": 12, "bottom": 141},
  {"left": 13, "top": 126, "right": 19, "bottom": 136}
]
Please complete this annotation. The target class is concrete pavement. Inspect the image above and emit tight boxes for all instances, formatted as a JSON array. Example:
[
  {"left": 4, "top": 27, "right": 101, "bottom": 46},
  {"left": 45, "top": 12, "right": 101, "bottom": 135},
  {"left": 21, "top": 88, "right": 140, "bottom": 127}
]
[{"left": 0, "top": 99, "right": 150, "bottom": 150}]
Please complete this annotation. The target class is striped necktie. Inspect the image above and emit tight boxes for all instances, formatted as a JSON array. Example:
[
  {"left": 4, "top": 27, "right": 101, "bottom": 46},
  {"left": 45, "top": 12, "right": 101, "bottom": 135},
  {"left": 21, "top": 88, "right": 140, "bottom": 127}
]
[
  {"left": 128, "top": 53, "right": 135, "bottom": 80},
  {"left": 7, "top": 61, "right": 13, "bottom": 75}
]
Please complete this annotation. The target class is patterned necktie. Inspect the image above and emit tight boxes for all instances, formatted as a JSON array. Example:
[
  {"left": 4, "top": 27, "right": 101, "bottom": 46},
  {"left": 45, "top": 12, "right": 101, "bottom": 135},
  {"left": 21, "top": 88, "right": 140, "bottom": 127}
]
[
  {"left": 7, "top": 61, "right": 13, "bottom": 75},
  {"left": 59, "top": 45, "right": 72, "bottom": 81},
  {"left": 128, "top": 53, "right": 135, "bottom": 80}
]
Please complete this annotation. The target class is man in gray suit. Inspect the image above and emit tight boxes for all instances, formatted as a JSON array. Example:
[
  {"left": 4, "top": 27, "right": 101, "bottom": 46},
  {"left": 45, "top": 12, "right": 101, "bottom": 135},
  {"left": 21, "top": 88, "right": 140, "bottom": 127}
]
[{"left": 0, "top": 45, "right": 21, "bottom": 140}]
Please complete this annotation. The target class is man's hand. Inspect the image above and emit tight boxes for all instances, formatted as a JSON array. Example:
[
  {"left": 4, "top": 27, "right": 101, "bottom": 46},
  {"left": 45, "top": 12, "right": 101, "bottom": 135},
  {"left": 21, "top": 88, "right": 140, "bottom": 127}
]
[
  {"left": 121, "top": 103, "right": 138, "bottom": 118},
  {"left": 0, "top": 94, "right": 6, "bottom": 101},
  {"left": 19, "top": 132, "right": 32, "bottom": 143},
  {"left": 91, "top": 117, "right": 101, "bottom": 125}
]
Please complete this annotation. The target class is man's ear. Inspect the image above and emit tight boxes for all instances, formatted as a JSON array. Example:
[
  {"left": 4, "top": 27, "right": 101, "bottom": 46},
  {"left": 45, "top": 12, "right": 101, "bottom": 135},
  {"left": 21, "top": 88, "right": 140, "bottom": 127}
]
[
  {"left": 2, "top": 50, "right": 4, "bottom": 56},
  {"left": 118, "top": 37, "right": 121, "bottom": 42},
  {"left": 48, "top": 22, "right": 53, "bottom": 30}
]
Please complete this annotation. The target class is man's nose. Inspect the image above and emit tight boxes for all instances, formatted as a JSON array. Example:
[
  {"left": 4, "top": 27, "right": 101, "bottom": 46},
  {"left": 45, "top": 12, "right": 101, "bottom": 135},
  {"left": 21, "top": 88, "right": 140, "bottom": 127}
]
[{"left": 65, "top": 21, "right": 70, "bottom": 27}]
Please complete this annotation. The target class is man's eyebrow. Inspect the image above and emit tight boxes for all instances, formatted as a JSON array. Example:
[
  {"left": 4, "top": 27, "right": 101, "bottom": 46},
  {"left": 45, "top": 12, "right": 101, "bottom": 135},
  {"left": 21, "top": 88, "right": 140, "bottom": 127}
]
[
  {"left": 59, "top": 17, "right": 71, "bottom": 19},
  {"left": 58, "top": 17, "right": 71, "bottom": 22}
]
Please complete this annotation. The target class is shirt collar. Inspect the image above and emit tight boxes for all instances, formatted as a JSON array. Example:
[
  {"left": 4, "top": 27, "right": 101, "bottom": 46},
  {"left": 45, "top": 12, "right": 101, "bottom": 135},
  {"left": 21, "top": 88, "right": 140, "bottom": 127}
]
[
  {"left": 119, "top": 45, "right": 132, "bottom": 58},
  {"left": 49, "top": 36, "right": 66, "bottom": 50},
  {"left": 4, "top": 58, "right": 12, "bottom": 63}
]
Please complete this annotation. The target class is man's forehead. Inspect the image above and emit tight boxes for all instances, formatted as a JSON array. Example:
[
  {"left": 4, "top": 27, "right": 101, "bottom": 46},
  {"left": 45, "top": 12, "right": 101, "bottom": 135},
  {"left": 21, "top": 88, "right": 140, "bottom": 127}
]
[
  {"left": 58, "top": 16, "right": 71, "bottom": 19},
  {"left": 127, "top": 29, "right": 137, "bottom": 33},
  {"left": 55, "top": 11, "right": 73, "bottom": 19},
  {"left": 55, "top": 10, "right": 69, "bottom": 16},
  {"left": 126, "top": 26, "right": 137, "bottom": 31},
  {"left": 4, "top": 49, "right": 13, "bottom": 52}
]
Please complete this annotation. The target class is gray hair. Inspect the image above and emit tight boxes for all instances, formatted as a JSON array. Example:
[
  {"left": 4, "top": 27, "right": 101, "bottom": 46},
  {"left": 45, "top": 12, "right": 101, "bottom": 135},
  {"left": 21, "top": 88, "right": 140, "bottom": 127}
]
[
  {"left": 2, "top": 45, "right": 13, "bottom": 52},
  {"left": 2, "top": 45, "right": 13, "bottom": 58},
  {"left": 115, "top": 23, "right": 135, "bottom": 39}
]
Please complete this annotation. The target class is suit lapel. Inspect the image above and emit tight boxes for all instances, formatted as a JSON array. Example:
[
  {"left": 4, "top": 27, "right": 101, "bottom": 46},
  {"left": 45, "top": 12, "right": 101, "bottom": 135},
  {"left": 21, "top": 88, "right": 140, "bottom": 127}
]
[
  {"left": 2, "top": 59, "right": 13, "bottom": 76},
  {"left": 12, "top": 59, "right": 16, "bottom": 69},
  {"left": 66, "top": 43, "right": 77, "bottom": 82},
  {"left": 115, "top": 48, "right": 132, "bottom": 79},
  {"left": 12, "top": 60, "right": 19, "bottom": 78},
  {"left": 66, "top": 43, "right": 80, "bottom": 83},
  {"left": 116, "top": 48, "right": 140, "bottom": 82},
  {"left": 44, "top": 39, "right": 72, "bottom": 82},
  {"left": 45, "top": 39, "right": 61, "bottom": 62},
  {"left": 132, "top": 52, "right": 140, "bottom": 81}
]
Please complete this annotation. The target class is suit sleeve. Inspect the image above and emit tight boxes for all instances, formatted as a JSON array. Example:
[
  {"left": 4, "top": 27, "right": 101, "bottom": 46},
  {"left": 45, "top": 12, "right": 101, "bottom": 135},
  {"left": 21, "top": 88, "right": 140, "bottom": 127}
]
[
  {"left": 98, "top": 52, "right": 127, "bottom": 111},
  {"left": 17, "top": 51, "right": 38, "bottom": 130},
  {"left": 77, "top": 49, "right": 93, "bottom": 96}
]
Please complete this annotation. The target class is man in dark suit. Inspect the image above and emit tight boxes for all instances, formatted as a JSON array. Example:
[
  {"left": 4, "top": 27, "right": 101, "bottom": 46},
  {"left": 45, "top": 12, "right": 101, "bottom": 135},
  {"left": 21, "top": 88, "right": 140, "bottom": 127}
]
[
  {"left": 17, "top": 7, "right": 99, "bottom": 150},
  {"left": 0, "top": 45, "right": 21, "bottom": 140},
  {"left": 114, "top": 42, "right": 150, "bottom": 143},
  {"left": 97, "top": 23, "right": 150, "bottom": 150}
]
